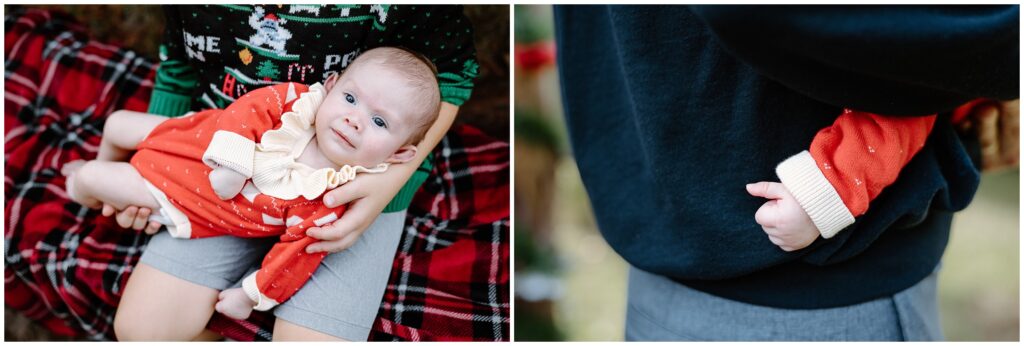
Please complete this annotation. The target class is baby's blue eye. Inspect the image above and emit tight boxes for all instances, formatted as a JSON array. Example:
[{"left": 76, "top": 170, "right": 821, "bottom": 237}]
[
  {"left": 372, "top": 116, "right": 388, "bottom": 129},
  {"left": 345, "top": 93, "right": 355, "bottom": 104}
]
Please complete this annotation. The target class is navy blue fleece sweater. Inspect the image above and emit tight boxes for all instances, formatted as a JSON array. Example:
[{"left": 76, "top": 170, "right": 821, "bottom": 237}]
[{"left": 554, "top": 5, "right": 1018, "bottom": 308}]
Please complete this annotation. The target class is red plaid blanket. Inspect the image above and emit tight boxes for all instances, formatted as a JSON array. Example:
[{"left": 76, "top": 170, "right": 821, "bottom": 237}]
[{"left": 4, "top": 8, "right": 509, "bottom": 341}]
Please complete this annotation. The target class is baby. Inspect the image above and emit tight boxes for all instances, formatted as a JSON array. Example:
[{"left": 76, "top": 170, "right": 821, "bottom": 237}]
[{"left": 63, "top": 47, "right": 440, "bottom": 318}]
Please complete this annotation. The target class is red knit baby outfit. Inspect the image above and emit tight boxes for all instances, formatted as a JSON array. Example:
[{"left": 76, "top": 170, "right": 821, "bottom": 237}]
[
  {"left": 131, "top": 82, "right": 369, "bottom": 311},
  {"left": 777, "top": 109, "right": 936, "bottom": 239}
]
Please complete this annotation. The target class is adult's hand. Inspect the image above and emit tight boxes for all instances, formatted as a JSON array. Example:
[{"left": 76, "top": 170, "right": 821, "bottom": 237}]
[
  {"left": 304, "top": 170, "right": 407, "bottom": 253},
  {"left": 102, "top": 203, "right": 162, "bottom": 234},
  {"left": 304, "top": 103, "right": 460, "bottom": 254},
  {"left": 973, "top": 99, "right": 1020, "bottom": 171}
]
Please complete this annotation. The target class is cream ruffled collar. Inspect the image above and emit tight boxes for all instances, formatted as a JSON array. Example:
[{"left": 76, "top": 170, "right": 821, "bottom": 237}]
[{"left": 249, "top": 83, "right": 389, "bottom": 200}]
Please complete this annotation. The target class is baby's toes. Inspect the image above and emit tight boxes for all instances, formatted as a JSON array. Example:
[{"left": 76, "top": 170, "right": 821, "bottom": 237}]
[
  {"left": 64, "top": 173, "right": 99, "bottom": 208},
  {"left": 61, "top": 160, "right": 85, "bottom": 177}
]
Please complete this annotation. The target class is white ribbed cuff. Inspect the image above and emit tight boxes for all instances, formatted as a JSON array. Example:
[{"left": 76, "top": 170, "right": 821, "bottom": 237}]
[
  {"left": 241, "top": 271, "right": 280, "bottom": 311},
  {"left": 775, "top": 151, "right": 856, "bottom": 239},
  {"left": 202, "top": 131, "right": 255, "bottom": 177}
]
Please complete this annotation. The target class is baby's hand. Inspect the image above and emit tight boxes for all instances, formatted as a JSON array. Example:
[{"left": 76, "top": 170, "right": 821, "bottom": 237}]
[
  {"left": 209, "top": 167, "right": 246, "bottom": 200},
  {"left": 215, "top": 287, "right": 255, "bottom": 320},
  {"left": 746, "top": 182, "right": 818, "bottom": 252}
]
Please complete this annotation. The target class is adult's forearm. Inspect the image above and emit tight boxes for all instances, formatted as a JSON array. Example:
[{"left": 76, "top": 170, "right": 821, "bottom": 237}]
[
  {"left": 690, "top": 5, "right": 1019, "bottom": 115},
  {"left": 390, "top": 103, "right": 459, "bottom": 176},
  {"left": 147, "top": 58, "right": 199, "bottom": 117},
  {"left": 416, "top": 102, "right": 459, "bottom": 164}
]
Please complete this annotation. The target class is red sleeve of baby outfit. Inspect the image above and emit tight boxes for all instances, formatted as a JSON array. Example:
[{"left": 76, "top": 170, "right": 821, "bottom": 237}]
[
  {"left": 950, "top": 98, "right": 993, "bottom": 125},
  {"left": 241, "top": 203, "right": 346, "bottom": 311},
  {"left": 201, "top": 83, "right": 307, "bottom": 177},
  {"left": 775, "top": 109, "right": 935, "bottom": 239}
]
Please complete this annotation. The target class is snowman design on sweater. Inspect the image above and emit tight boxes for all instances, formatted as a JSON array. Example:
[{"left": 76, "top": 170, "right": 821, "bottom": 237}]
[{"left": 248, "top": 6, "right": 292, "bottom": 54}]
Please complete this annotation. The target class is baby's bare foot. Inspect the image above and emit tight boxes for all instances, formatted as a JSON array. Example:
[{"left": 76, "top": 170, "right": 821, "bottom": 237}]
[
  {"left": 61, "top": 160, "right": 85, "bottom": 177},
  {"left": 63, "top": 160, "right": 101, "bottom": 209}
]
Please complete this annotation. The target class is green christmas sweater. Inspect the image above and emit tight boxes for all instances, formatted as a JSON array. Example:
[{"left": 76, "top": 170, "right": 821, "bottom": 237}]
[{"left": 150, "top": 4, "right": 479, "bottom": 212}]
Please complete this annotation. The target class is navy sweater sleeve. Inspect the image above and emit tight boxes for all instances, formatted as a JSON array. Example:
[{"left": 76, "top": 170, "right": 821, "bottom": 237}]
[{"left": 690, "top": 5, "right": 1020, "bottom": 115}]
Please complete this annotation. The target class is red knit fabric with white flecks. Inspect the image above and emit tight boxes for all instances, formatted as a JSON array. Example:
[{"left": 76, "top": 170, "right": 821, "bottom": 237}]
[{"left": 808, "top": 109, "right": 936, "bottom": 216}]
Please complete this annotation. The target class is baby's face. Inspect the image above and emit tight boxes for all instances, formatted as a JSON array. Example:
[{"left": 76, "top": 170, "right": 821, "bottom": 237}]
[{"left": 314, "top": 62, "right": 421, "bottom": 168}]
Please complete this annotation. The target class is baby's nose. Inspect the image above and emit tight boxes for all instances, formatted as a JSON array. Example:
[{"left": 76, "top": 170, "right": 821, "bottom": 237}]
[{"left": 344, "top": 115, "right": 362, "bottom": 131}]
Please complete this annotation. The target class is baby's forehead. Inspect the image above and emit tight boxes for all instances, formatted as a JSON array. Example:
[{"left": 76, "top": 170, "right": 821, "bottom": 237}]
[
  {"left": 337, "top": 72, "right": 422, "bottom": 116},
  {"left": 337, "top": 50, "right": 437, "bottom": 121}
]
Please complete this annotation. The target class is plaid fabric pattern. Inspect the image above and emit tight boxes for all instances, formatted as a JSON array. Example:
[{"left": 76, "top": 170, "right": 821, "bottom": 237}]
[
  {"left": 5, "top": 8, "right": 509, "bottom": 341},
  {"left": 4, "top": 8, "right": 156, "bottom": 340},
  {"left": 369, "top": 127, "right": 511, "bottom": 341}
]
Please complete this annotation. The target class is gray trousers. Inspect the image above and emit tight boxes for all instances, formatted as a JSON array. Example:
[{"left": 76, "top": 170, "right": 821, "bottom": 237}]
[
  {"left": 139, "top": 211, "right": 406, "bottom": 340},
  {"left": 625, "top": 266, "right": 942, "bottom": 341}
]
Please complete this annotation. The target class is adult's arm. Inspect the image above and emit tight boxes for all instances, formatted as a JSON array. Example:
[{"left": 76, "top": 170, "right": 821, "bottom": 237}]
[
  {"left": 147, "top": 6, "right": 199, "bottom": 117},
  {"left": 690, "top": 5, "right": 1020, "bottom": 115}
]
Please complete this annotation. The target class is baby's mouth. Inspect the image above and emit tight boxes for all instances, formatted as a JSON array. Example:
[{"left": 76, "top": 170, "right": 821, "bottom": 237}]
[{"left": 332, "top": 128, "right": 356, "bottom": 149}]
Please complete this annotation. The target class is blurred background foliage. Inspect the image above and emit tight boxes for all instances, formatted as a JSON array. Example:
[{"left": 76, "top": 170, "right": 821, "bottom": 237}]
[{"left": 513, "top": 4, "right": 1019, "bottom": 341}]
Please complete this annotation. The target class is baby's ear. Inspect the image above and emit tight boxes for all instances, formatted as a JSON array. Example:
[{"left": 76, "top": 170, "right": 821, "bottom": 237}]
[
  {"left": 323, "top": 72, "right": 339, "bottom": 90},
  {"left": 385, "top": 145, "right": 418, "bottom": 164}
]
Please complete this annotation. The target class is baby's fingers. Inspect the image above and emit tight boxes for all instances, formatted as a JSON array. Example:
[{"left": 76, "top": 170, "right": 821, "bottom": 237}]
[
  {"left": 746, "top": 182, "right": 786, "bottom": 200},
  {"left": 754, "top": 200, "right": 779, "bottom": 228},
  {"left": 214, "top": 301, "right": 229, "bottom": 315},
  {"left": 766, "top": 234, "right": 797, "bottom": 252},
  {"left": 115, "top": 207, "right": 138, "bottom": 229}
]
